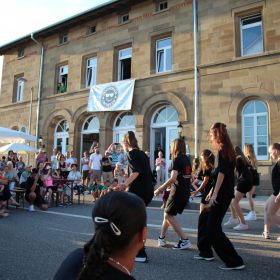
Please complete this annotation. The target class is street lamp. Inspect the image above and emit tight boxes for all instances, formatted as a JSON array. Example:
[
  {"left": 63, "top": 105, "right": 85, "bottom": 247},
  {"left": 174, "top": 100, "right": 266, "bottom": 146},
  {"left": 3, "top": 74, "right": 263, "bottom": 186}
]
[{"left": 177, "top": 122, "right": 183, "bottom": 139}]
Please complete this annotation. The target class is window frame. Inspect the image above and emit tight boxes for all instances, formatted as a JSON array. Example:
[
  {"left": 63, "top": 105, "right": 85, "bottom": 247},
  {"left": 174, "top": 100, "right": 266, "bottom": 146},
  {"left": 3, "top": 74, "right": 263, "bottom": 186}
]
[
  {"left": 118, "top": 47, "right": 132, "bottom": 81},
  {"left": 242, "top": 100, "right": 269, "bottom": 161},
  {"left": 155, "top": 37, "right": 172, "bottom": 73},
  {"left": 86, "top": 57, "right": 97, "bottom": 88},
  {"left": 56, "top": 63, "right": 69, "bottom": 94},
  {"left": 119, "top": 13, "right": 130, "bottom": 24},
  {"left": 156, "top": 0, "right": 168, "bottom": 12},
  {"left": 17, "top": 47, "right": 25, "bottom": 58},
  {"left": 16, "top": 79, "right": 24, "bottom": 103},
  {"left": 59, "top": 31, "right": 68, "bottom": 45}
]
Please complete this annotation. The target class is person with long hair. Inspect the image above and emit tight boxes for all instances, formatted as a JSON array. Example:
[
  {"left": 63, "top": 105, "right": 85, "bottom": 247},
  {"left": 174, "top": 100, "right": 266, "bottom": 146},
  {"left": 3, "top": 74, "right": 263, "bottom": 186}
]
[
  {"left": 263, "top": 143, "right": 280, "bottom": 240},
  {"left": 191, "top": 149, "right": 215, "bottom": 213},
  {"left": 54, "top": 192, "right": 147, "bottom": 280},
  {"left": 244, "top": 144, "right": 259, "bottom": 221},
  {"left": 223, "top": 146, "right": 253, "bottom": 230},
  {"left": 154, "top": 138, "right": 192, "bottom": 249},
  {"left": 118, "top": 131, "right": 154, "bottom": 262},
  {"left": 195, "top": 123, "right": 244, "bottom": 270}
]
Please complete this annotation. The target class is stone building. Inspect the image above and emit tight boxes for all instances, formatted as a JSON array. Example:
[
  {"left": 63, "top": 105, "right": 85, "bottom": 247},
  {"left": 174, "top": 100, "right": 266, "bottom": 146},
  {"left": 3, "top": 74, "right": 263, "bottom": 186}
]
[{"left": 0, "top": 0, "right": 280, "bottom": 194}]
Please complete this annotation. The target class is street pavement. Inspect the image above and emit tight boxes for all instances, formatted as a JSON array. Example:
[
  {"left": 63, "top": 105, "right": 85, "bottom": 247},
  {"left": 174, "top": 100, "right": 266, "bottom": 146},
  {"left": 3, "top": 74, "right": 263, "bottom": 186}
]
[{"left": 0, "top": 196, "right": 279, "bottom": 280}]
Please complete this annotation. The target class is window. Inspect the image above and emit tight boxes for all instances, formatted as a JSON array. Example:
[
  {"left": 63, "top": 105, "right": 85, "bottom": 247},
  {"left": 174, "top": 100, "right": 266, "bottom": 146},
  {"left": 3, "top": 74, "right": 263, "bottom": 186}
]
[
  {"left": 119, "top": 13, "right": 129, "bottom": 24},
  {"left": 118, "top": 47, "right": 132, "bottom": 80},
  {"left": 113, "top": 112, "right": 135, "bottom": 143},
  {"left": 156, "top": 37, "right": 172, "bottom": 73},
  {"left": 242, "top": 100, "right": 269, "bottom": 160},
  {"left": 86, "top": 57, "right": 97, "bottom": 88},
  {"left": 59, "top": 32, "right": 68, "bottom": 45},
  {"left": 240, "top": 14, "right": 263, "bottom": 56},
  {"left": 156, "top": 0, "right": 168, "bottom": 12},
  {"left": 87, "top": 25, "right": 96, "bottom": 35},
  {"left": 18, "top": 47, "right": 24, "bottom": 58},
  {"left": 54, "top": 120, "right": 69, "bottom": 155},
  {"left": 16, "top": 78, "right": 24, "bottom": 102},
  {"left": 57, "top": 65, "right": 68, "bottom": 93}
]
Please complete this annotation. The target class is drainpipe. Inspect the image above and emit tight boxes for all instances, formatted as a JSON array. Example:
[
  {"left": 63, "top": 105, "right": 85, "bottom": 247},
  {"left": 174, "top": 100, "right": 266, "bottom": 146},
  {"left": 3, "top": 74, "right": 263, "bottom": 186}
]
[
  {"left": 31, "top": 33, "right": 44, "bottom": 149},
  {"left": 193, "top": 0, "right": 199, "bottom": 158}
]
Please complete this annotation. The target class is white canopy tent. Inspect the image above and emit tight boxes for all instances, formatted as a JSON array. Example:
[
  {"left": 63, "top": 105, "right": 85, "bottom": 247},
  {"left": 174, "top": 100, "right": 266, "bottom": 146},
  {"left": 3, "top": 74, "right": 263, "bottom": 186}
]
[
  {"left": 0, "top": 143, "right": 38, "bottom": 154},
  {"left": 0, "top": 127, "right": 36, "bottom": 143}
]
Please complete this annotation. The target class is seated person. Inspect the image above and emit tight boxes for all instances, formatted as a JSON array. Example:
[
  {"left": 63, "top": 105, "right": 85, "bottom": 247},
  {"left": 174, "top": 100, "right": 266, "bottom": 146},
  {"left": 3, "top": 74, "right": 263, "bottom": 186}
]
[
  {"left": 19, "top": 165, "right": 32, "bottom": 188},
  {"left": 0, "top": 167, "right": 9, "bottom": 217},
  {"left": 25, "top": 168, "right": 48, "bottom": 212},
  {"left": 54, "top": 191, "right": 147, "bottom": 280},
  {"left": 88, "top": 178, "right": 104, "bottom": 202}
]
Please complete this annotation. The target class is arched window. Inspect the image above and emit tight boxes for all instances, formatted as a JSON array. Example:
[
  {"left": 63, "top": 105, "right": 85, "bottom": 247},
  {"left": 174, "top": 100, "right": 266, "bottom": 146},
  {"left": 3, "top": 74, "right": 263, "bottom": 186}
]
[
  {"left": 113, "top": 112, "right": 135, "bottom": 143},
  {"left": 242, "top": 100, "right": 269, "bottom": 160},
  {"left": 82, "top": 116, "right": 100, "bottom": 133},
  {"left": 54, "top": 120, "right": 69, "bottom": 155},
  {"left": 152, "top": 106, "right": 178, "bottom": 125}
]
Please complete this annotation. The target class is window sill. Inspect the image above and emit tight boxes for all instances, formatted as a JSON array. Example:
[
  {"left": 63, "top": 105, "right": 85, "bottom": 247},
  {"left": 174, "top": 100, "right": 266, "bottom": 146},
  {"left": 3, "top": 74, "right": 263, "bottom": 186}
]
[
  {"left": 57, "top": 41, "right": 69, "bottom": 47},
  {"left": 84, "top": 32, "right": 97, "bottom": 38},
  {"left": 55, "top": 91, "right": 68, "bottom": 95},
  {"left": 154, "top": 8, "right": 169, "bottom": 15},
  {"left": 119, "top": 20, "right": 131, "bottom": 26},
  {"left": 17, "top": 56, "right": 25, "bottom": 60}
]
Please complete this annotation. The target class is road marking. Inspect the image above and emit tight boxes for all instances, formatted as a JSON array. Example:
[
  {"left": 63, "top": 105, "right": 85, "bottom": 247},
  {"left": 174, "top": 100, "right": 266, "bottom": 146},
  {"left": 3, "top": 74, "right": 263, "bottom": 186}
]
[{"left": 41, "top": 210, "right": 264, "bottom": 239}]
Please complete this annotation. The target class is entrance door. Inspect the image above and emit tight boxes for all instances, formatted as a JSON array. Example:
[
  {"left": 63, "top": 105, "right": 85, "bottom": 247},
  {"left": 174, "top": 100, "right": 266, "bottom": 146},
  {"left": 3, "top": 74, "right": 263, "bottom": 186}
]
[{"left": 165, "top": 127, "right": 179, "bottom": 178}]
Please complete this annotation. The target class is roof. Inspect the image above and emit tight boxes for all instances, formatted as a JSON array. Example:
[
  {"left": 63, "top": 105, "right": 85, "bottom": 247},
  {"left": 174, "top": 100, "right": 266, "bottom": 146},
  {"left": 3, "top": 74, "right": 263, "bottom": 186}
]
[{"left": 0, "top": 0, "right": 138, "bottom": 54}]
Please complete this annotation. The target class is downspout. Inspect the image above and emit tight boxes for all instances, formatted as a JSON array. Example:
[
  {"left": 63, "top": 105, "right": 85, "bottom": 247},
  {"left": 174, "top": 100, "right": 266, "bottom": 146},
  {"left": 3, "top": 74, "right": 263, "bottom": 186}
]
[
  {"left": 31, "top": 33, "right": 44, "bottom": 149},
  {"left": 193, "top": 0, "right": 199, "bottom": 158}
]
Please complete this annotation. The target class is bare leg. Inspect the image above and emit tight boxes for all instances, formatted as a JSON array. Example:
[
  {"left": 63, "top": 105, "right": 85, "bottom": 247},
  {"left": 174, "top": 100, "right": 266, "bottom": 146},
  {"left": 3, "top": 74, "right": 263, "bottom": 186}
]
[
  {"left": 199, "top": 203, "right": 206, "bottom": 214},
  {"left": 246, "top": 186, "right": 256, "bottom": 211},
  {"left": 230, "top": 199, "right": 238, "bottom": 219},
  {"left": 160, "top": 215, "right": 170, "bottom": 238},
  {"left": 232, "top": 191, "right": 246, "bottom": 224},
  {"left": 264, "top": 195, "right": 280, "bottom": 234},
  {"left": 164, "top": 213, "right": 188, "bottom": 240}
]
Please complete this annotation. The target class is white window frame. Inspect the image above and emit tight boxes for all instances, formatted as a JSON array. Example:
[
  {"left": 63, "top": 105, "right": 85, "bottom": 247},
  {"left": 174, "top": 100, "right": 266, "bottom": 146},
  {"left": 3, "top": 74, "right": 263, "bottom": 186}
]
[
  {"left": 16, "top": 79, "right": 24, "bottom": 102},
  {"left": 118, "top": 47, "right": 132, "bottom": 81},
  {"left": 157, "top": 0, "right": 168, "bottom": 11},
  {"left": 59, "top": 65, "right": 68, "bottom": 89},
  {"left": 242, "top": 100, "right": 269, "bottom": 160},
  {"left": 86, "top": 57, "right": 97, "bottom": 88},
  {"left": 59, "top": 32, "right": 68, "bottom": 45},
  {"left": 120, "top": 13, "right": 129, "bottom": 24},
  {"left": 240, "top": 14, "right": 263, "bottom": 56},
  {"left": 54, "top": 120, "right": 69, "bottom": 155},
  {"left": 113, "top": 112, "right": 135, "bottom": 143},
  {"left": 156, "top": 37, "right": 172, "bottom": 73}
]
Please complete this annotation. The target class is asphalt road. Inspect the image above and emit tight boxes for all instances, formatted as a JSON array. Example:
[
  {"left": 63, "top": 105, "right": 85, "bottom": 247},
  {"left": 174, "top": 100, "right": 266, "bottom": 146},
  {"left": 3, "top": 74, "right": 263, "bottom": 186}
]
[{"left": 0, "top": 200, "right": 279, "bottom": 280}]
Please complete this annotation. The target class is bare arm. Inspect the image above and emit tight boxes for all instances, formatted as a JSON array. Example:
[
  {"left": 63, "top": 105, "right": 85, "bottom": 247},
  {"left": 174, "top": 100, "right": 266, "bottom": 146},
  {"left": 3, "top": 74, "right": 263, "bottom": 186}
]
[
  {"left": 209, "top": 172, "right": 224, "bottom": 205},
  {"left": 154, "top": 170, "right": 177, "bottom": 196}
]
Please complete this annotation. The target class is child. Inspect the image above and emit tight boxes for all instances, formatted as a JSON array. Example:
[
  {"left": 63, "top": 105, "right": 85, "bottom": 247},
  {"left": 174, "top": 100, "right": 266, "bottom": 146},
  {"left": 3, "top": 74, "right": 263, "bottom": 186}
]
[
  {"left": 191, "top": 150, "right": 215, "bottom": 213},
  {"left": 191, "top": 157, "right": 203, "bottom": 196},
  {"left": 89, "top": 178, "right": 104, "bottom": 202},
  {"left": 43, "top": 166, "right": 56, "bottom": 206},
  {"left": 100, "top": 179, "right": 111, "bottom": 197}
]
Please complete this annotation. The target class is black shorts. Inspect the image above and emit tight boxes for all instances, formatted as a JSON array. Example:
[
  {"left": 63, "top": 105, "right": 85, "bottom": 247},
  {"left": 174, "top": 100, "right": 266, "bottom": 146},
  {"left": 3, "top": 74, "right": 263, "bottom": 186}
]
[
  {"left": 25, "top": 192, "right": 46, "bottom": 207},
  {"left": 82, "top": 170, "right": 89, "bottom": 180},
  {"left": 236, "top": 182, "right": 253, "bottom": 194},
  {"left": 165, "top": 186, "right": 188, "bottom": 216}
]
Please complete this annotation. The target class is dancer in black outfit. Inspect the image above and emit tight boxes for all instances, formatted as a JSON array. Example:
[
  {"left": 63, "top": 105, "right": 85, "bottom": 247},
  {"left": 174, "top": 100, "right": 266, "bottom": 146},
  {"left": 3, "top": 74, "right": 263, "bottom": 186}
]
[
  {"left": 54, "top": 192, "right": 147, "bottom": 280},
  {"left": 195, "top": 122, "right": 244, "bottom": 270},
  {"left": 118, "top": 131, "right": 154, "bottom": 263}
]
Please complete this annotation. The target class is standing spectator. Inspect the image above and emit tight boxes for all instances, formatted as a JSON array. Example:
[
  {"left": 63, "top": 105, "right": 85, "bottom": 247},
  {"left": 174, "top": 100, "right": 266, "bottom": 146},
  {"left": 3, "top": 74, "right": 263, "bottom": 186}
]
[
  {"left": 81, "top": 151, "right": 90, "bottom": 187},
  {"left": 118, "top": 147, "right": 128, "bottom": 170},
  {"left": 101, "top": 151, "right": 113, "bottom": 184},
  {"left": 51, "top": 148, "right": 59, "bottom": 170},
  {"left": 195, "top": 122, "right": 244, "bottom": 270},
  {"left": 106, "top": 143, "right": 119, "bottom": 171},
  {"left": 263, "top": 143, "right": 280, "bottom": 239},
  {"left": 7, "top": 150, "right": 14, "bottom": 165},
  {"left": 154, "top": 138, "right": 192, "bottom": 250},
  {"left": 16, "top": 156, "right": 26, "bottom": 179},
  {"left": 244, "top": 144, "right": 259, "bottom": 221},
  {"left": 59, "top": 155, "right": 68, "bottom": 179},
  {"left": 155, "top": 151, "right": 166, "bottom": 186},
  {"left": 65, "top": 151, "right": 75, "bottom": 175},
  {"left": 154, "top": 143, "right": 164, "bottom": 160},
  {"left": 88, "top": 146, "right": 102, "bottom": 186},
  {"left": 36, "top": 148, "right": 47, "bottom": 167},
  {"left": 118, "top": 131, "right": 154, "bottom": 263},
  {"left": 25, "top": 168, "right": 48, "bottom": 212}
]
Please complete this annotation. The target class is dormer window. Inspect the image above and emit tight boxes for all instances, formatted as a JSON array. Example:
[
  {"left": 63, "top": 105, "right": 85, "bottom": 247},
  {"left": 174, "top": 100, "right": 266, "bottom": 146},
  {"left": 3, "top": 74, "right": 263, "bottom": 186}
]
[
  {"left": 59, "top": 32, "right": 68, "bottom": 45},
  {"left": 156, "top": 0, "right": 168, "bottom": 12},
  {"left": 17, "top": 47, "right": 25, "bottom": 58},
  {"left": 119, "top": 13, "right": 129, "bottom": 24},
  {"left": 87, "top": 25, "right": 96, "bottom": 35}
]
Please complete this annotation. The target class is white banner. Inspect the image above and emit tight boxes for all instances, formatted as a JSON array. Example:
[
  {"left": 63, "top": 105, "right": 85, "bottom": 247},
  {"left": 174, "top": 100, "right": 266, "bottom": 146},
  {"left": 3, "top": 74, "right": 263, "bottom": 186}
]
[{"left": 87, "top": 79, "right": 135, "bottom": 112}]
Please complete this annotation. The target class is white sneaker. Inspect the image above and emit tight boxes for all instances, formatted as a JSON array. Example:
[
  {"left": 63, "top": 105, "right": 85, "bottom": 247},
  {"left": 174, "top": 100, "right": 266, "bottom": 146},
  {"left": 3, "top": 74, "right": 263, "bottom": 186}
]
[
  {"left": 173, "top": 239, "right": 192, "bottom": 250},
  {"left": 245, "top": 211, "right": 257, "bottom": 221},
  {"left": 223, "top": 217, "right": 239, "bottom": 227},
  {"left": 233, "top": 223, "right": 249, "bottom": 231},
  {"left": 158, "top": 236, "right": 166, "bottom": 247},
  {"left": 28, "top": 205, "right": 35, "bottom": 212}
]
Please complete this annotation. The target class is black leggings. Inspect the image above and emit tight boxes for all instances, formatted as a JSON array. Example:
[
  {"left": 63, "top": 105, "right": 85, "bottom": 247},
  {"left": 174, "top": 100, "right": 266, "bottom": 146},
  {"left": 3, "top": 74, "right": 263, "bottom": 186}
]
[{"left": 197, "top": 196, "right": 244, "bottom": 267}]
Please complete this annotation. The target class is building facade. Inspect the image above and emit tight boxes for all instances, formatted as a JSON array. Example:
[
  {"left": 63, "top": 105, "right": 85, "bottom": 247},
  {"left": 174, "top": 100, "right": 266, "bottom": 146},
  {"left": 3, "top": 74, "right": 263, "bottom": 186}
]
[{"left": 0, "top": 0, "right": 280, "bottom": 194}]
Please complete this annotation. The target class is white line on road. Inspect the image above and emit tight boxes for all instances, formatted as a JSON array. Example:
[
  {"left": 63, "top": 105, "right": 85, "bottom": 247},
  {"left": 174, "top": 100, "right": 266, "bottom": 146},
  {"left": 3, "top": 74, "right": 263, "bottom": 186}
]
[{"left": 41, "top": 210, "right": 264, "bottom": 239}]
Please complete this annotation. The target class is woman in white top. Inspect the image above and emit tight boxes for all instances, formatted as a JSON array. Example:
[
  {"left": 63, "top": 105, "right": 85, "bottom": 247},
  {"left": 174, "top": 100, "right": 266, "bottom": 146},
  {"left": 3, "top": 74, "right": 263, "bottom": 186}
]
[
  {"left": 81, "top": 151, "right": 90, "bottom": 187},
  {"left": 155, "top": 151, "right": 166, "bottom": 186}
]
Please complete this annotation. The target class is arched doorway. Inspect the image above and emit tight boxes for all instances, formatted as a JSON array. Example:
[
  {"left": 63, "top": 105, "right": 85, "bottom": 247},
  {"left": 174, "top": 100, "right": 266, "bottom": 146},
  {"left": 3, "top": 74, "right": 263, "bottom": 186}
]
[
  {"left": 150, "top": 106, "right": 179, "bottom": 178},
  {"left": 81, "top": 116, "right": 100, "bottom": 154},
  {"left": 113, "top": 112, "right": 135, "bottom": 144},
  {"left": 54, "top": 120, "right": 69, "bottom": 155}
]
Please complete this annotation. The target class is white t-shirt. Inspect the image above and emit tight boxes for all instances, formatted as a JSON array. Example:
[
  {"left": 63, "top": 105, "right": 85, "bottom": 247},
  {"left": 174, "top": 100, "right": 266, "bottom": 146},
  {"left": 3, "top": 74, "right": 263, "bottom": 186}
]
[
  {"left": 65, "top": 157, "right": 75, "bottom": 171},
  {"left": 89, "top": 153, "right": 102, "bottom": 170},
  {"left": 67, "top": 170, "right": 81, "bottom": 184},
  {"left": 81, "top": 157, "right": 89, "bottom": 171}
]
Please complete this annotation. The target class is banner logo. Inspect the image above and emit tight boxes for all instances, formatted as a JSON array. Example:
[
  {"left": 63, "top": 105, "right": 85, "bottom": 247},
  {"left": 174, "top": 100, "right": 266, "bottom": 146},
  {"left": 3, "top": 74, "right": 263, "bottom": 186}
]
[{"left": 101, "top": 86, "right": 118, "bottom": 108}]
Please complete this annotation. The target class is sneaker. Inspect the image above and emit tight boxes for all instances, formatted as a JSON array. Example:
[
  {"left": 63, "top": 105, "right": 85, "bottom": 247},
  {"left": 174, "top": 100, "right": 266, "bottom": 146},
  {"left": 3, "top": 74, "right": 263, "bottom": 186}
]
[
  {"left": 135, "top": 248, "right": 148, "bottom": 263},
  {"left": 173, "top": 239, "right": 192, "bottom": 250},
  {"left": 262, "top": 231, "right": 270, "bottom": 239},
  {"left": 245, "top": 211, "right": 257, "bottom": 221},
  {"left": 233, "top": 223, "right": 249, "bottom": 231},
  {"left": 219, "top": 264, "right": 245, "bottom": 270},
  {"left": 223, "top": 217, "right": 239, "bottom": 227},
  {"left": 28, "top": 205, "right": 35, "bottom": 212},
  {"left": 158, "top": 236, "right": 166, "bottom": 247},
  {"left": 194, "top": 254, "right": 214, "bottom": 261},
  {"left": 195, "top": 192, "right": 202, "bottom": 197}
]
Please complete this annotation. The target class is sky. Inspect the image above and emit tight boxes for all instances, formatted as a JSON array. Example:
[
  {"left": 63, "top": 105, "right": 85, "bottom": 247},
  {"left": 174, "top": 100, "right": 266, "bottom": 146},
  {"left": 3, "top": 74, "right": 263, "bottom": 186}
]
[{"left": 0, "top": 0, "right": 111, "bottom": 90}]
